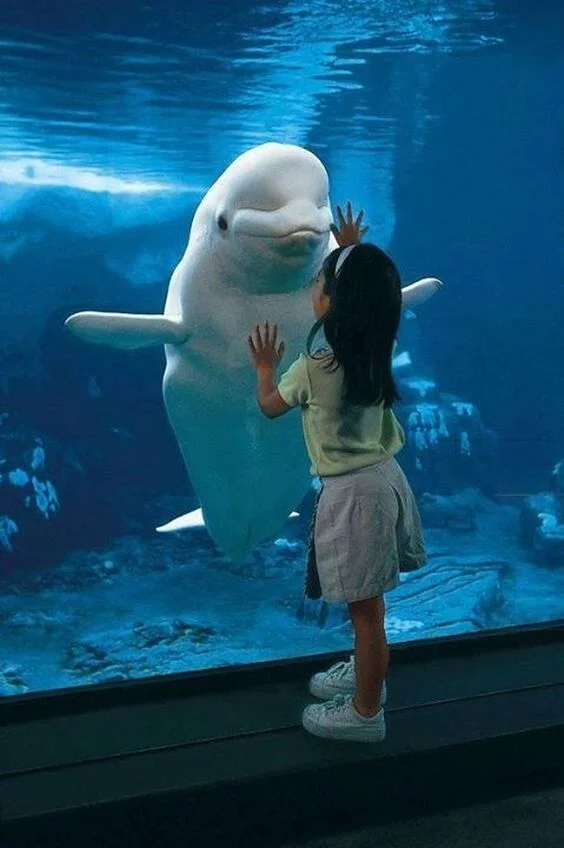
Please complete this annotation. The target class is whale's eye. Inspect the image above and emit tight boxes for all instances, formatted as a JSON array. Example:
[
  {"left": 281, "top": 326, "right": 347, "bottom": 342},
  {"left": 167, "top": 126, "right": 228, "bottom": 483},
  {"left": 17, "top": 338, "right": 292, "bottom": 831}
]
[{"left": 217, "top": 214, "right": 228, "bottom": 232}]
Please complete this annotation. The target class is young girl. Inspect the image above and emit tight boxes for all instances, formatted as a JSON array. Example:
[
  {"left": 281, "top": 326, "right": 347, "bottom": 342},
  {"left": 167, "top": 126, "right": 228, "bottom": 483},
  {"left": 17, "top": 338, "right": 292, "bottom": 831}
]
[{"left": 248, "top": 203, "right": 427, "bottom": 743}]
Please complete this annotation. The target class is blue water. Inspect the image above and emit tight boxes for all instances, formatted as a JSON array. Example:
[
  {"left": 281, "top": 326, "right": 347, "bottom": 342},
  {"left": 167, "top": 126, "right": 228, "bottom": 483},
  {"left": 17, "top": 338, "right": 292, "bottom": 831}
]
[{"left": 0, "top": 0, "right": 563, "bottom": 697}]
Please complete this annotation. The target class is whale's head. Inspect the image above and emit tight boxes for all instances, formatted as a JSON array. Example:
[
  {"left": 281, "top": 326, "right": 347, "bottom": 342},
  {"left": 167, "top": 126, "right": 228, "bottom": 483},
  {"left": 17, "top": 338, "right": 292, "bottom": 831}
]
[{"left": 190, "top": 143, "right": 333, "bottom": 294}]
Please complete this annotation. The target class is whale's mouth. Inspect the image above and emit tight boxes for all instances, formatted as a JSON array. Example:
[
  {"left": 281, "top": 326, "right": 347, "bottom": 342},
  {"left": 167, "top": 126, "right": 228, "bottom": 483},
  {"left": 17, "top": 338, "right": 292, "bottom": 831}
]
[
  {"left": 276, "top": 227, "right": 324, "bottom": 240},
  {"left": 241, "top": 227, "right": 324, "bottom": 240}
]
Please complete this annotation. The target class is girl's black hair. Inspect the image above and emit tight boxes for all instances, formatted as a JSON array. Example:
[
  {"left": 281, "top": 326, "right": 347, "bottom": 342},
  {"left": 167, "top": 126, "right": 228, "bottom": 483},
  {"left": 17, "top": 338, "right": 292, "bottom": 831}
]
[{"left": 306, "top": 242, "right": 401, "bottom": 408}]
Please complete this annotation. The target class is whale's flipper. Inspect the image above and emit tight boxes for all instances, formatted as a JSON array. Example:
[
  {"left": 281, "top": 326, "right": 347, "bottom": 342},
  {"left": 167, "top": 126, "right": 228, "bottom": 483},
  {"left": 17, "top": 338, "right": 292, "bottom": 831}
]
[
  {"left": 156, "top": 508, "right": 300, "bottom": 535},
  {"left": 65, "top": 312, "right": 188, "bottom": 349},
  {"left": 401, "top": 277, "right": 443, "bottom": 310}
]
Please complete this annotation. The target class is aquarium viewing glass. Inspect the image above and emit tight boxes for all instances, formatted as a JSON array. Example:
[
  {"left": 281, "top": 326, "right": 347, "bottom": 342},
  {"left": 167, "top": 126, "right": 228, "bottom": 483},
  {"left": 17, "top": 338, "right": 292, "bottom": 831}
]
[{"left": 0, "top": 0, "right": 562, "bottom": 697}]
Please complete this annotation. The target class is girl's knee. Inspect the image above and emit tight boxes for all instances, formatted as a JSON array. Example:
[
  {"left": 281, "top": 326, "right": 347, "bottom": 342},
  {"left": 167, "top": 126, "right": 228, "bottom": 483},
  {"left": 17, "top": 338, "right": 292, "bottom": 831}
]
[{"left": 348, "top": 595, "right": 385, "bottom": 623}]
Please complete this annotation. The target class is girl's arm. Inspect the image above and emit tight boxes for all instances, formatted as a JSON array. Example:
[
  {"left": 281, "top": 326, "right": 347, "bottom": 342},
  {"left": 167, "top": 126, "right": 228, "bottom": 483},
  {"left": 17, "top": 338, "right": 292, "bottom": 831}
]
[
  {"left": 256, "top": 366, "right": 292, "bottom": 419},
  {"left": 248, "top": 322, "right": 292, "bottom": 419}
]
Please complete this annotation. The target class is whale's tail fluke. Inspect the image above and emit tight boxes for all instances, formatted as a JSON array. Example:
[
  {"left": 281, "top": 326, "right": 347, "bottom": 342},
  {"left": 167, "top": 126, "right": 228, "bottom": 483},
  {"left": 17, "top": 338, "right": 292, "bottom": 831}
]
[
  {"left": 156, "top": 508, "right": 300, "bottom": 535},
  {"left": 156, "top": 508, "right": 206, "bottom": 533}
]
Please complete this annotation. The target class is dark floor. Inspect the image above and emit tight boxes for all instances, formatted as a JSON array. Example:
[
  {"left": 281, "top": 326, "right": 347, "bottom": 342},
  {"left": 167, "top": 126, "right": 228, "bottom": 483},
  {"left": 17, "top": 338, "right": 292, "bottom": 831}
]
[
  {"left": 3, "top": 629, "right": 562, "bottom": 848},
  {"left": 281, "top": 787, "right": 564, "bottom": 848}
]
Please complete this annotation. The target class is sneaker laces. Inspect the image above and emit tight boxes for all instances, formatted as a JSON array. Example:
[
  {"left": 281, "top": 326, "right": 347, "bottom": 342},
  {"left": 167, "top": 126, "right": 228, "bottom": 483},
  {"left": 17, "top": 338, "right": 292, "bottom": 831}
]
[
  {"left": 323, "top": 694, "right": 350, "bottom": 714},
  {"left": 329, "top": 655, "right": 355, "bottom": 679}
]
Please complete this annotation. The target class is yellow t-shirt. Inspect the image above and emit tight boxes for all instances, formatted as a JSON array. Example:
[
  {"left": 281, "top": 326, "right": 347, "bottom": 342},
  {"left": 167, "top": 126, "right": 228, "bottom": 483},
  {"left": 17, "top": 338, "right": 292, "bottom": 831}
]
[{"left": 277, "top": 351, "right": 405, "bottom": 477}]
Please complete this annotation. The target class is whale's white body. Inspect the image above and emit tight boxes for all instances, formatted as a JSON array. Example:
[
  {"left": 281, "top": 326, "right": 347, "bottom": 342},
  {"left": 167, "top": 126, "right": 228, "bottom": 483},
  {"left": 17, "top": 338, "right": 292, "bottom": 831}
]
[
  {"left": 160, "top": 145, "right": 335, "bottom": 560},
  {"left": 66, "top": 143, "right": 441, "bottom": 562}
]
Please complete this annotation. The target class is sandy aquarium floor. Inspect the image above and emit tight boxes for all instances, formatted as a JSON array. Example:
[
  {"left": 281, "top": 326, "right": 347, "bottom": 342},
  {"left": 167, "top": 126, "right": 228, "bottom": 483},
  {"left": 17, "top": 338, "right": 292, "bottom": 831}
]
[{"left": 1, "top": 498, "right": 563, "bottom": 697}]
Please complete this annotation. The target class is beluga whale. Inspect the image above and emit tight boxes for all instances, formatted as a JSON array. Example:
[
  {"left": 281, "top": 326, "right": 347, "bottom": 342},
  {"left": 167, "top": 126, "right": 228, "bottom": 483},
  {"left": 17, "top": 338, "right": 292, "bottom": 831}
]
[{"left": 66, "top": 143, "right": 441, "bottom": 562}]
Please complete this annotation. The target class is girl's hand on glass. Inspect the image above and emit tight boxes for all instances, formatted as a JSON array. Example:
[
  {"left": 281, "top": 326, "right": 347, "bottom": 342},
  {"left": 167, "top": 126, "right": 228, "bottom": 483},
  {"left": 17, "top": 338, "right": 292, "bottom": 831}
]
[
  {"left": 330, "top": 201, "right": 369, "bottom": 246},
  {"left": 248, "top": 321, "right": 285, "bottom": 370}
]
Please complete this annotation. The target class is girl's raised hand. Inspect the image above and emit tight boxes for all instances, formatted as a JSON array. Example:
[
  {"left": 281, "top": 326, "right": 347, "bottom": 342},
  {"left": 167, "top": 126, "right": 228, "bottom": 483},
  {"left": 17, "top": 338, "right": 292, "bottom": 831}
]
[
  {"left": 330, "top": 201, "right": 369, "bottom": 246},
  {"left": 248, "top": 321, "right": 285, "bottom": 370}
]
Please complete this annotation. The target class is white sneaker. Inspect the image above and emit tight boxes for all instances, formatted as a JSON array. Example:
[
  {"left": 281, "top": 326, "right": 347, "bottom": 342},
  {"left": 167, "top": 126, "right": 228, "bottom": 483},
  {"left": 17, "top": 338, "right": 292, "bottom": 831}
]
[
  {"left": 302, "top": 694, "right": 386, "bottom": 743},
  {"left": 309, "top": 654, "right": 387, "bottom": 704}
]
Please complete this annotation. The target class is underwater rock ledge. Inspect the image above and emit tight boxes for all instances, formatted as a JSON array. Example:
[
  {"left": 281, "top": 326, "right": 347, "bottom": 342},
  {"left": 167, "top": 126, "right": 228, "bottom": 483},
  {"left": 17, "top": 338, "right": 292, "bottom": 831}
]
[{"left": 520, "top": 459, "right": 564, "bottom": 565}]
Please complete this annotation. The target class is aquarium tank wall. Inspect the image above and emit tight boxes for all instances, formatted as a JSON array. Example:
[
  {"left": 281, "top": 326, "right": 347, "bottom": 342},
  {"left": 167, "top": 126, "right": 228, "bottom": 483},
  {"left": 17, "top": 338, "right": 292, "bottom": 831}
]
[{"left": 0, "top": 0, "right": 562, "bottom": 697}]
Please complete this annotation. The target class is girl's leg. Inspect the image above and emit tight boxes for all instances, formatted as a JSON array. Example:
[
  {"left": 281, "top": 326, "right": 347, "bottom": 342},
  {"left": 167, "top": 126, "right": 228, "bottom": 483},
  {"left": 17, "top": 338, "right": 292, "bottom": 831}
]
[{"left": 348, "top": 595, "right": 388, "bottom": 717}]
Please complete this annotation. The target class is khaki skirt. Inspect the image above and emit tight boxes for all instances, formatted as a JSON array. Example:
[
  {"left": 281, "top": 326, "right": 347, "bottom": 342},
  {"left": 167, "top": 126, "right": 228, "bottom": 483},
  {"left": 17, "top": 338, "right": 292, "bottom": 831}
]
[{"left": 305, "top": 457, "right": 426, "bottom": 604}]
